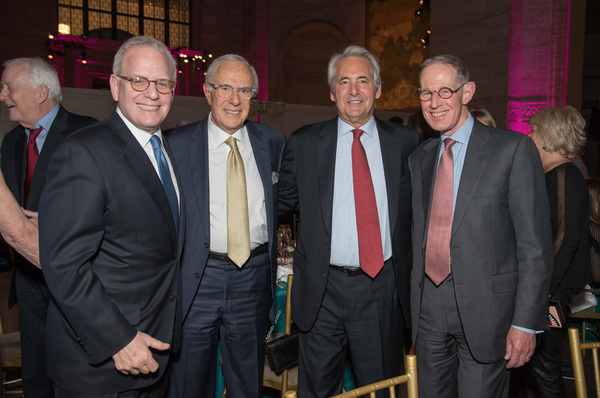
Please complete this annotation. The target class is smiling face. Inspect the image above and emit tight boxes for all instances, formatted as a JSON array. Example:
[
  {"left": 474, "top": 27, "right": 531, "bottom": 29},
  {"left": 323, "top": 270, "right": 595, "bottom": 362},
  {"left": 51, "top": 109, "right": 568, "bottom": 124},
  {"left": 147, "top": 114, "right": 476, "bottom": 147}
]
[
  {"left": 330, "top": 56, "right": 381, "bottom": 128},
  {"left": 0, "top": 63, "right": 47, "bottom": 129},
  {"left": 419, "top": 62, "right": 475, "bottom": 137},
  {"left": 203, "top": 60, "right": 253, "bottom": 135},
  {"left": 110, "top": 46, "right": 173, "bottom": 134}
]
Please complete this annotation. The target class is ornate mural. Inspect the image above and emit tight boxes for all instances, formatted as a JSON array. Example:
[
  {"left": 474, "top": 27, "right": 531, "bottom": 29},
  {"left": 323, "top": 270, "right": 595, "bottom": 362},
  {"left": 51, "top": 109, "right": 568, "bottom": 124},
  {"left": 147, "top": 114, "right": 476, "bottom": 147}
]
[{"left": 366, "top": 0, "right": 430, "bottom": 112}]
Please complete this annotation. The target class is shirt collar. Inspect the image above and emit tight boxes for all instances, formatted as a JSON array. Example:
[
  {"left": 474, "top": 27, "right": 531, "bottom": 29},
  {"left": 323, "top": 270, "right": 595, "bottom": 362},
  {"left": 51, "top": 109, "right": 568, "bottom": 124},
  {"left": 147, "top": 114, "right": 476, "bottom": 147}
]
[
  {"left": 337, "top": 115, "right": 377, "bottom": 140},
  {"left": 29, "top": 104, "right": 60, "bottom": 133},
  {"left": 441, "top": 113, "right": 474, "bottom": 146},
  {"left": 207, "top": 112, "right": 249, "bottom": 150},
  {"left": 116, "top": 107, "right": 163, "bottom": 148}
]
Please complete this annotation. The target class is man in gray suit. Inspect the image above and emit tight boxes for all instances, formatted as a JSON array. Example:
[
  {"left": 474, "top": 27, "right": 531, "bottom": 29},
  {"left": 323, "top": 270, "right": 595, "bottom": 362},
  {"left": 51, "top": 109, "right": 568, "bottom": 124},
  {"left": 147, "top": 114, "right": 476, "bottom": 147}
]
[{"left": 409, "top": 54, "right": 553, "bottom": 397}]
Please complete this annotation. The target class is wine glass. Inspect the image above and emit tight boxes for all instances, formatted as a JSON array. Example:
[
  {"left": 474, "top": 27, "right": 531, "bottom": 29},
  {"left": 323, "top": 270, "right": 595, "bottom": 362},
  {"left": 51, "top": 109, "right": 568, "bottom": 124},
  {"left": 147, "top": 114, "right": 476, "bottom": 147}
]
[{"left": 277, "top": 224, "right": 291, "bottom": 262}]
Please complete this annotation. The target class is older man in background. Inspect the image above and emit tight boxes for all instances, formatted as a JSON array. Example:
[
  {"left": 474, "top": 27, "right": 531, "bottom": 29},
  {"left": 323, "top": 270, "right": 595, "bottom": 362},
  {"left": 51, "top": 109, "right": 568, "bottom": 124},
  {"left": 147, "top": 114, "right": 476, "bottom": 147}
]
[{"left": 0, "top": 57, "right": 96, "bottom": 397}]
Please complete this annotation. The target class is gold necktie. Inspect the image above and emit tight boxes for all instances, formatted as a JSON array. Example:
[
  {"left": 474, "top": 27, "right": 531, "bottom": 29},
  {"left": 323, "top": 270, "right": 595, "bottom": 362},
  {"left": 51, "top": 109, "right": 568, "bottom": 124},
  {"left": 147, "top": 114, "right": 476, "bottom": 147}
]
[{"left": 225, "top": 136, "right": 251, "bottom": 267}]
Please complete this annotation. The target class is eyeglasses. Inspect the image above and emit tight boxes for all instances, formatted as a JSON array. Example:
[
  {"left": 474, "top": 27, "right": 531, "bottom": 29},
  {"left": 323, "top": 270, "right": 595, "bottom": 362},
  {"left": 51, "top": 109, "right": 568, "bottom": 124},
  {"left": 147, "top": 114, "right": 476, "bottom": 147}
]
[
  {"left": 207, "top": 83, "right": 256, "bottom": 101},
  {"left": 118, "top": 75, "right": 176, "bottom": 94},
  {"left": 417, "top": 83, "right": 465, "bottom": 102}
]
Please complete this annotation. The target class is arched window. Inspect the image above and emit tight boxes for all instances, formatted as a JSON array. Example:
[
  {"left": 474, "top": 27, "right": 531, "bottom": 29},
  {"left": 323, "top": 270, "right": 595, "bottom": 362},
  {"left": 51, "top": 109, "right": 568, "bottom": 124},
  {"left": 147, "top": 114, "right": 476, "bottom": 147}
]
[{"left": 57, "top": 0, "right": 189, "bottom": 48}]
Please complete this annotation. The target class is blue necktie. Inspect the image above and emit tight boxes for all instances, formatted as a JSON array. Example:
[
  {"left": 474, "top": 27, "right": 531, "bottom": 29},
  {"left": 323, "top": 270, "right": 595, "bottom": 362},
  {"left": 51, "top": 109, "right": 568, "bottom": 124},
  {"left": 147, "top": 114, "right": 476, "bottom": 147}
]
[{"left": 150, "top": 135, "right": 179, "bottom": 234}]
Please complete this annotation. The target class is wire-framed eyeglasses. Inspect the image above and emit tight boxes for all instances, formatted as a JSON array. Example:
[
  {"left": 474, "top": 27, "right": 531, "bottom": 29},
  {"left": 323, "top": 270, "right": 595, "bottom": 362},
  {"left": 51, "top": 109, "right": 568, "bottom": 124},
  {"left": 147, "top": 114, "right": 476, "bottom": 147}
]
[
  {"left": 207, "top": 83, "right": 256, "bottom": 101},
  {"left": 417, "top": 83, "right": 465, "bottom": 102},
  {"left": 118, "top": 75, "right": 176, "bottom": 94}
]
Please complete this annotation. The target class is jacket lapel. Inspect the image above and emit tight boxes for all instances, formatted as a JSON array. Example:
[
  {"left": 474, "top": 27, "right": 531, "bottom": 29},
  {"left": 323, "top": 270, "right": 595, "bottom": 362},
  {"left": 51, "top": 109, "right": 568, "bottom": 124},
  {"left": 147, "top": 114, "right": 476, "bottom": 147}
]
[
  {"left": 188, "top": 120, "right": 211, "bottom": 242},
  {"left": 451, "top": 124, "right": 492, "bottom": 237},
  {"left": 11, "top": 129, "right": 26, "bottom": 205},
  {"left": 420, "top": 138, "right": 442, "bottom": 250},
  {"left": 247, "top": 122, "right": 273, "bottom": 240},
  {"left": 107, "top": 112, "right": 178, "bottom": 244},
  {"left": 27, "top": 106, "right": 69, "bottom": 207},
  {"left": 316, "top": 119, "right": 338, "bottom": 240},
  {"left": 377, "top": 118, "right": 402, "bottom": 235}
]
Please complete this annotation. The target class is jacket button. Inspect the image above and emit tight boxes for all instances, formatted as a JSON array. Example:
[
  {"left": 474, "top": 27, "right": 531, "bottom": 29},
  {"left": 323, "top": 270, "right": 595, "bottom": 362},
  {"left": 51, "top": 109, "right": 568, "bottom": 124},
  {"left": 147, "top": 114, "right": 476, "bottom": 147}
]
[
  {"left": 169, "top": 294, "right": 176, "bottom": 302},
  {"left": 194, "top": 273, "right": 200, "bottom": 278},
  {"left": 204, "top": 242, "right": 209, "bottom": 248}
]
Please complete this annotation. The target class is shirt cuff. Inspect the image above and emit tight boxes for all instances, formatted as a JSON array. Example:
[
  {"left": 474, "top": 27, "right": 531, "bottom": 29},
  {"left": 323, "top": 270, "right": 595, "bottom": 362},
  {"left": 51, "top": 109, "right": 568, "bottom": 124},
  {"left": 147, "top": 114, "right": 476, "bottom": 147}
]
[{"left": 512, "top": 325, "right": 544, "bottom": 334}]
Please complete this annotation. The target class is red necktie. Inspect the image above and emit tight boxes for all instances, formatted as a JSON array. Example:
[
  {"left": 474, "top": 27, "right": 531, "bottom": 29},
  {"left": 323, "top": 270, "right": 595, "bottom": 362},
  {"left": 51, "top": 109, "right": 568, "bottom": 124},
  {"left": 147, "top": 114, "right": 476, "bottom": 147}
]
[
  {"left": 24, "top": 127, "right": 43, "bottom": 205},
  {"left": 352, "top": 128, "right": 384, "bottom": 278},
  {"left": 425, "top": 138, "right": 456, "bottom": 285}
]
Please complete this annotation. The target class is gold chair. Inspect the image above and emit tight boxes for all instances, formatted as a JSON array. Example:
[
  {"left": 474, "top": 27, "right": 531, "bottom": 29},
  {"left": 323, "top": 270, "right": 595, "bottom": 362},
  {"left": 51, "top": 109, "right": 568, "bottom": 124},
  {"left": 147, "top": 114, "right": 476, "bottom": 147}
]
[
  {"left": 568, "top": 289, "right": 600, "bottom": 345},
  {"left": 569, "top": 327, "right": 600, "bottom": 398},
  {"left": 263, "top": 274, "right": 298, "bottom": 397},
  {"left": 330, "top": 354, "right": 418, "bottom": 398},
  {"left": 0, "top": 313, "right": 22, "bottom": 396}
]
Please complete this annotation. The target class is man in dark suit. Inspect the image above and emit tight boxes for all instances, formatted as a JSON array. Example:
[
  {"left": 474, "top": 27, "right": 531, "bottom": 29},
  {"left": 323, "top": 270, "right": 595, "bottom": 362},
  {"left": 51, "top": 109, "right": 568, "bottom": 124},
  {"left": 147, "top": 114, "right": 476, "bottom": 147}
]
[
  {"left": 409, "top": 54, "right": 553, "bottom": 397},
  {"left": 278, "top": 45, "right": 420, "bottom": 397},
  {"left": 0, "top": 57, "right": 96, "bottom": 397},
  {"left": 166, "top": 54, "right": 286, "bottom": 398},
  {"left": 38, "top": 36, "right": 183, "bottom": 397}
]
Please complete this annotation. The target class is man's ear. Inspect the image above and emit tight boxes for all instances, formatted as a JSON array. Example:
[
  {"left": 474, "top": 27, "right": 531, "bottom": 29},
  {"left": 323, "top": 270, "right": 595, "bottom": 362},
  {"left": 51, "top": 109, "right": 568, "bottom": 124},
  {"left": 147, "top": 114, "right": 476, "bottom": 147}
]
[
  {"left": 37, "top": 85, "right": 49, "bottom": 104},
  {"left": 203, "top": 84, "right": 212, "bottom": 106},
  {"left": 462, "top": 81, "right": 476, "bottom": 106},
  {"left": 109, "top": 74, "right": 120, "bottom": 102}
]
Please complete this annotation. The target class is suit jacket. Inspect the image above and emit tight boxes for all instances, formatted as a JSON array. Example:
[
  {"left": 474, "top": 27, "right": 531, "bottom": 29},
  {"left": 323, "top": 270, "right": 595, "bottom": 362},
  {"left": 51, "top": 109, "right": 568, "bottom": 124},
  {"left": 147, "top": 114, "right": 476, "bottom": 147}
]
[
  {"left": 165, "top": 118, "right": 286, "bottom": 321},
  {"left": 278, "top": 117, "right": 421, "bottom": 331},
  {"left": 39, "top": 111, "right": 184, "bottom": 393},
  {"left": 409, "top": 120, "right": 553, "bottom": 363},
  {"left": 0, "top": 105, "right": 96, "bottom": 306}
]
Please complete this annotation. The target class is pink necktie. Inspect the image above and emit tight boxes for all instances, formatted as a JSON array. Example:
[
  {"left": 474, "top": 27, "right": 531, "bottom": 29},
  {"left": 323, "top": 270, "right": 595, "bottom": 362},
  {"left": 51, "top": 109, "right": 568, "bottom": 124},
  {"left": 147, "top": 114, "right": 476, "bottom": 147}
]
[
  {"left": 425, "top": 138, "right": 456, "bottom": 286},
  {"left": 352, "top": 129, "right": 384, "bottom": 278},
  {"left": 24, "top": 127, "right": 43, "bottom": 205}
]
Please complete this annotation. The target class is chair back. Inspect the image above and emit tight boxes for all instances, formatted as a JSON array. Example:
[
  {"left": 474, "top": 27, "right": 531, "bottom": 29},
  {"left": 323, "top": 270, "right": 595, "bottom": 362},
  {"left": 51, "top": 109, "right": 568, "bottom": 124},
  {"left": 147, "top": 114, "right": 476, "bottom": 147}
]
[
  {"left": 0, "top": 312, "right": 22, "bottom": 396},
  {"left": 329, "top": 354, "right": 418, "bottom": 398},
  {"left": 569, "top": 327, "right": 600, "bottom": 398}
]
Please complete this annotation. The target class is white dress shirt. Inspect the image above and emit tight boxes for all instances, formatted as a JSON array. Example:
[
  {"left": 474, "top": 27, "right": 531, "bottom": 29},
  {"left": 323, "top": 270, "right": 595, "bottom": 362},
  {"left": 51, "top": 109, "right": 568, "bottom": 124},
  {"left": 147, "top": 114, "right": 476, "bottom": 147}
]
[{"left": 207, "top": 114, "right": 267, "bottom": 253}]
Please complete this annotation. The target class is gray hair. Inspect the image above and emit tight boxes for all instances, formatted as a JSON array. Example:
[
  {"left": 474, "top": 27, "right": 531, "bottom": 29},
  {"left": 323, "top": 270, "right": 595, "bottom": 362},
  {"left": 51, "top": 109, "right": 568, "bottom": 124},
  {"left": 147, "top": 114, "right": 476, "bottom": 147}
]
[
  {"left": 4, "top": 57, "right": 62, "bottom": 104},
  {"left": 113, "top": 35, "right": 177, "bottom": 82},
  {"left": 205, "top": 54, "right": 259, "bottom": 93},
  {"left": 419, "top": 54, "right": 470, "bottom": 87},
  {"left": 529, "top": 105, "right": 587, "bottom": 159},
  {"left": 327, "top": 45, "right": 381, "bottom": 92}
]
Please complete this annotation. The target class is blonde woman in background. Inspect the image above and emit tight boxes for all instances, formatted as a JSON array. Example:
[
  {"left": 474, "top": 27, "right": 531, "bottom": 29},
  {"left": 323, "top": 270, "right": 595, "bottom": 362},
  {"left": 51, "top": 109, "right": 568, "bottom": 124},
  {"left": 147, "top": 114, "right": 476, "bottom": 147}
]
[
  {"left": 470, "top": 107, "right": 496, "bottom": 127},
  {"left": 523, "top": 105, "right": 590, "bottom": 397}
]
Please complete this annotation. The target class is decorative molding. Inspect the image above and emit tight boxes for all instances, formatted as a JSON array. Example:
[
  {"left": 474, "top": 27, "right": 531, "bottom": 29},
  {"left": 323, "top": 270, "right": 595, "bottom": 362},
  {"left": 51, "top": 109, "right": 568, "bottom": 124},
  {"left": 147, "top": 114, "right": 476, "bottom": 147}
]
[{"left": 507, "top": 100, "right": 546, "bottom": 120}]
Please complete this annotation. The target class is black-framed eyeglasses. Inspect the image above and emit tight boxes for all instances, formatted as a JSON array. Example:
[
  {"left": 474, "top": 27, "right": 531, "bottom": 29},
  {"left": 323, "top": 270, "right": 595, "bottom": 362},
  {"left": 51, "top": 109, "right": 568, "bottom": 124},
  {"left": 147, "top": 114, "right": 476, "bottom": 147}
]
[
  {"left": 207, "top": 83, "right": 256, "bottom": 101},
  {"left": 118, "top": 75, "right": 176, "bottom": 94},
  {"left": 417, "top": 83, "right": 465, "bottom": 102}
]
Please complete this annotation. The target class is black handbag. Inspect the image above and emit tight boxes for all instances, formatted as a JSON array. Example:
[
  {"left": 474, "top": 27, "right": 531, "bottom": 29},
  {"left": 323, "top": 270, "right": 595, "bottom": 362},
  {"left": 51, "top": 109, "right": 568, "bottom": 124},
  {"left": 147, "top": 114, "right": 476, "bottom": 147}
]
[
  {"left": 264, "top": 299, "right": 299, "bottom": 374},
  {"left": 265, "top": 328, "right": 299, "bottom": 374}
]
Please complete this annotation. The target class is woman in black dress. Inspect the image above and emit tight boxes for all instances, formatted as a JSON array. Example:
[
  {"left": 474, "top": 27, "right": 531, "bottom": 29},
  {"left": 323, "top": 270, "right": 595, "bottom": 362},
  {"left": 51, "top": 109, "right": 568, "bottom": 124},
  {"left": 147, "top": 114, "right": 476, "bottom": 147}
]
[{"left": 526, "top": 105, "right": 590, "bottom": 397}]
